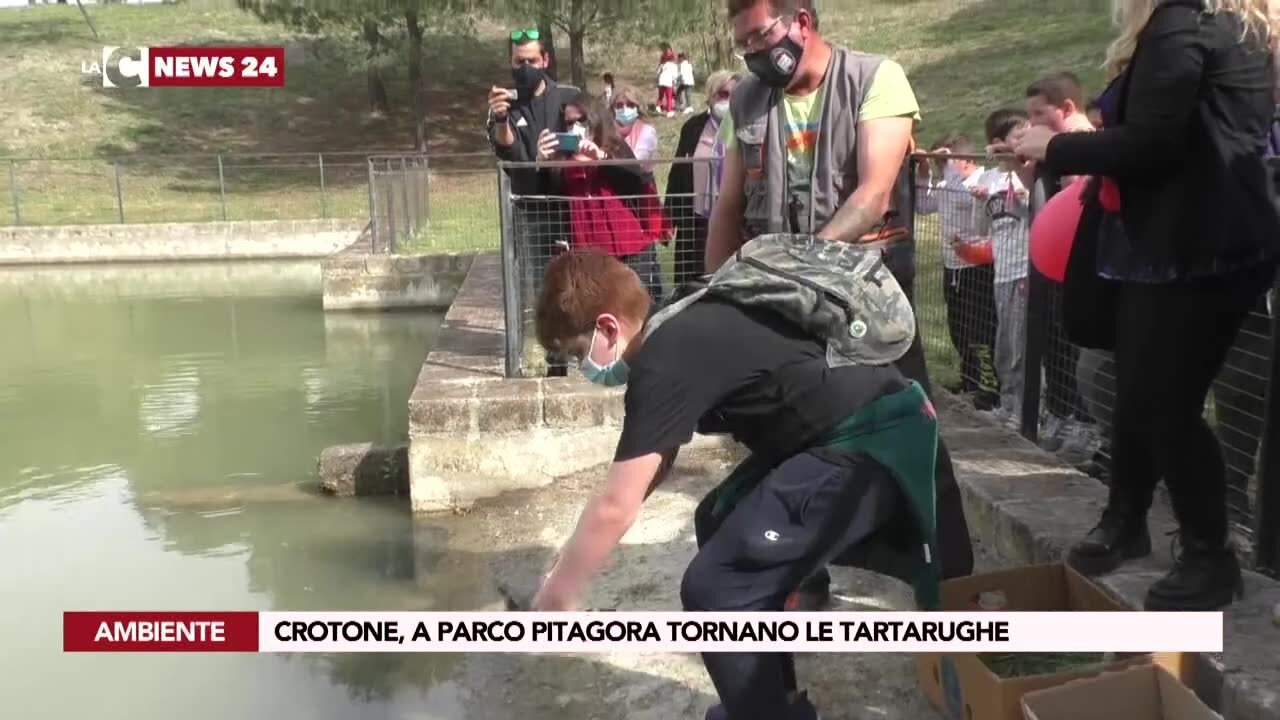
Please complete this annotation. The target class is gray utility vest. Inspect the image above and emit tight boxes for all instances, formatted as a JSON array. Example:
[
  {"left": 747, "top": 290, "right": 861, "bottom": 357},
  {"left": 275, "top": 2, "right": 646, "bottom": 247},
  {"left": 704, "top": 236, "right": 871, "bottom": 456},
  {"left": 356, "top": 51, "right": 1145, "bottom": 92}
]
[{"left": 731, "top": 46, "right": 914, "bottom": 240}]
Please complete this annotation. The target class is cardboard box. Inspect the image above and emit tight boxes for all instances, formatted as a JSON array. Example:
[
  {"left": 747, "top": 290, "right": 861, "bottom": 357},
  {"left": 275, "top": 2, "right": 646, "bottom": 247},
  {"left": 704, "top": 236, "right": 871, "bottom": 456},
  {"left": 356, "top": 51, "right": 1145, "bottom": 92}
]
[
  {"left": 915, "top": 564, "right": 1193, "bottom": 720},
  {"left": 1022, "top": 663, "right": 1221, "bottom": 720}
]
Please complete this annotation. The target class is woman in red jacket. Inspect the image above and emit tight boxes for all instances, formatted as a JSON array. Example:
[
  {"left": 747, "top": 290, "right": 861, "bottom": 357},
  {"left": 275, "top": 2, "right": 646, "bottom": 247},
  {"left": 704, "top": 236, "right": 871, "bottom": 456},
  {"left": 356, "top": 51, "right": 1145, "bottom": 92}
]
[{"left": 540, "top": 98, "right": 665, "bottom": 303}]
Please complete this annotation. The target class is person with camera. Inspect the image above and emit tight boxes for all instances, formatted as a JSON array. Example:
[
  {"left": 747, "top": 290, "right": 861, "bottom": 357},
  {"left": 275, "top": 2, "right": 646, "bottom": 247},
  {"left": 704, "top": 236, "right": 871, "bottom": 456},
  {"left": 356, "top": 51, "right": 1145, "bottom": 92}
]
[
  {"left": 487, "top": 27, "right": 582, "bottom": 373},
  {"left": 537, "top": 98, "right": 665, "bottom": 304}
]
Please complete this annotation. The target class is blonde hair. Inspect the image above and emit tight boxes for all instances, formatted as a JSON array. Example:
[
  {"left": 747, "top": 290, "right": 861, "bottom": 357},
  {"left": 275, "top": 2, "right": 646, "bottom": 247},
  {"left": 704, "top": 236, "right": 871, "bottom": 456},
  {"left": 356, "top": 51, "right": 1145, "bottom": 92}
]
[
  {"left": 1106, "top": 0, "right": 1277, "bottom": 78},
  {"left": 611, "top": 85, "right": 648, "bottom": 119},
  {"left": 704, "top": 70, "right": 742, "bottom": 109}
]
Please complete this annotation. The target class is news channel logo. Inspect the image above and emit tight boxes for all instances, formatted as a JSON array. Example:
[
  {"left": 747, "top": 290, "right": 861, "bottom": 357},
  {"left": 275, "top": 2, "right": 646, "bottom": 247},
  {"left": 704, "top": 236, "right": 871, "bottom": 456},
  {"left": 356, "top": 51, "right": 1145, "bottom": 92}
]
[{"left": 101, "top": 47, "right": 150, "bottom": 88}]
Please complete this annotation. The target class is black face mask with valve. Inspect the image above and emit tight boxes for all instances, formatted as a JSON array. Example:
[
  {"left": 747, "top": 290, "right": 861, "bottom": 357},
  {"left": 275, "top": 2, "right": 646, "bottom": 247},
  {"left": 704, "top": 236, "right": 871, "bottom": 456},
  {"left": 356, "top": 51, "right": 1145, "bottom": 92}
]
[
  {"left": 744, "top": 31, "right": 805, "bottom": 89},
  {"left": 512, "top": 64, "right": 544, "bottom": 103}
]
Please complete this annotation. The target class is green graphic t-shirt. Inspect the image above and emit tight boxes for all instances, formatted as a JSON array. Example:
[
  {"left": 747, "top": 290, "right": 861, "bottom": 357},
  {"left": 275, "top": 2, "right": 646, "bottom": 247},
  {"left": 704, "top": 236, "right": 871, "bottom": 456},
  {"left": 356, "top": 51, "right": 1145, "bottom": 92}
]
[{"left": 718, "top": 58, "right": 921, "bottom": 215}]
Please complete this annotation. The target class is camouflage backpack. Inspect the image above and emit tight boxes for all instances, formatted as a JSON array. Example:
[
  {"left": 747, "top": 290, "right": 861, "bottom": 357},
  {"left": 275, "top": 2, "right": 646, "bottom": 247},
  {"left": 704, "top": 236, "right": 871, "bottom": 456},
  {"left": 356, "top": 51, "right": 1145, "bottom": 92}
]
[{"left": 646, "top": 233, "right": 915, "bottom": 367}]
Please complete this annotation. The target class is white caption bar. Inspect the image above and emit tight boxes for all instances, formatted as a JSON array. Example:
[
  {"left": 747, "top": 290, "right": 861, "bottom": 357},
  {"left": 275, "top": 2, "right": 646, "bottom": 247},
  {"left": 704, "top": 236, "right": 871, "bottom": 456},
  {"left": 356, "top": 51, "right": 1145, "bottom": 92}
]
[{"left": 256, "top": 611, "right": 1223, "bottom": 654}]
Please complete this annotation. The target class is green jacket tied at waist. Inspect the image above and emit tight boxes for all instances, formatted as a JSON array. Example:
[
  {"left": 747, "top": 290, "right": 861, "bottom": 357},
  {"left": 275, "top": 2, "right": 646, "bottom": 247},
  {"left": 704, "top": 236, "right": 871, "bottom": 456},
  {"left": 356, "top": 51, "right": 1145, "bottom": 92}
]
[{"left": 709, "top": 381, "right": 941, "bottom": 610}]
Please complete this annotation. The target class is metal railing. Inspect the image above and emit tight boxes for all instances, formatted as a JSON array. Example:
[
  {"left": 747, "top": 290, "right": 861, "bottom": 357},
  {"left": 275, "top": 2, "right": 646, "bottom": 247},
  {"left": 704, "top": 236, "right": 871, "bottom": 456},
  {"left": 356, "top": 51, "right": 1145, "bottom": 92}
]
[
  {"left": 495, "top": 156, "right": 718, "bottom": 378},
  {"left": 908, "top": 151, "right": 1280, "bottom": 578},
  {"left": 367, "top": 152, "right": 499, "bottom": 255},
  {"left": 0, "top": 151, "right": 405, "bottom": 227}
]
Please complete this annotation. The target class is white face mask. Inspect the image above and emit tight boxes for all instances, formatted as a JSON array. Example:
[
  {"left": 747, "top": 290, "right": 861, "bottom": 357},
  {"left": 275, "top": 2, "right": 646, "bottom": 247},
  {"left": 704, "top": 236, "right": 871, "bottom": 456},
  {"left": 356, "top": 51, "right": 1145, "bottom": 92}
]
[
  {"left": 570, "top": 122, "right": 589, "bottom": 139},
  {"left": 711, "top": 100, "right": 730, "bottom": 119}
]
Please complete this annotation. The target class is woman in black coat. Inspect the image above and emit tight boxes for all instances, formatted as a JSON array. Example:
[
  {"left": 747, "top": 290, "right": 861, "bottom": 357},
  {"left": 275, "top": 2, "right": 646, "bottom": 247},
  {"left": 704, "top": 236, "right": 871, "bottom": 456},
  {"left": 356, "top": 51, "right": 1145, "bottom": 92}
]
[
  {"left": 665, "top": 70, "right": 740, "bottom": 287},
  {"left": 1013, "top": 0, "right": 1280, "bottom": 611}
]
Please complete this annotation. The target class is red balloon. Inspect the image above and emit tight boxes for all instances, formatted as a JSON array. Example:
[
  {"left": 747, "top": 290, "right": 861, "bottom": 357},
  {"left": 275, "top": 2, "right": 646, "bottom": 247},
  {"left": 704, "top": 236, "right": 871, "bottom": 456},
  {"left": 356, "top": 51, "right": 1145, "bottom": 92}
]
[{"left": 1029, "top": 177, "right": 1087, "bottom": 283}]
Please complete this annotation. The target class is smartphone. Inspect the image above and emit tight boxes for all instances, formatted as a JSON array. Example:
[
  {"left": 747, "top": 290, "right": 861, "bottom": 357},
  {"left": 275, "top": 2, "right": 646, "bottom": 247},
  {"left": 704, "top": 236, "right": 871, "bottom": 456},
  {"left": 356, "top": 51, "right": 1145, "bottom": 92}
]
[{"left": 555, "top": 132, "right": 581, "bottom": 153}]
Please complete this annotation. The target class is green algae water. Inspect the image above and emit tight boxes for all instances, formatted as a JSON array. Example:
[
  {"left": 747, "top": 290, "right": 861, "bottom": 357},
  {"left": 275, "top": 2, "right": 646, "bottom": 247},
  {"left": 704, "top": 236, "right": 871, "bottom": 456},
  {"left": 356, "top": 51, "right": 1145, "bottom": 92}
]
[{"left": 0, "top": 260, "right": 472, "bottom": 719}]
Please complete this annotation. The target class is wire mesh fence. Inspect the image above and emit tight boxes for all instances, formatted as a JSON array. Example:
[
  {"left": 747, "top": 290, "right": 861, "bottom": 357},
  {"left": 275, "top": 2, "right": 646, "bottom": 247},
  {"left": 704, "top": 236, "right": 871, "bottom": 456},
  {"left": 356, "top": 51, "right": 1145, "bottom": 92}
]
[
  {"left": 2, "top": 152, "right": 381, "bottom": 227},
  {"left": 910, "top": 152, "right": 1276, "bottom": 565},
  {"left": 496, "top": 156, "right": 716, "bottom": 377},
  {"left": 366, "top": 152, "right": 500, "bottom": 255}
]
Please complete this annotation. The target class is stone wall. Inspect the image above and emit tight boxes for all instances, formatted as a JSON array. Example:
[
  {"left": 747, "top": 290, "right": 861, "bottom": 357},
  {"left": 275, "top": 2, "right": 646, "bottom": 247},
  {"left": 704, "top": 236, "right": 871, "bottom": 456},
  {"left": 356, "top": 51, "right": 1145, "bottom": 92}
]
[
  {"left": 321, "top": 253, "right": 472, "bottom": 311},
  {"left": 0, "top": 218, "right": 364, "bottom": 265}
]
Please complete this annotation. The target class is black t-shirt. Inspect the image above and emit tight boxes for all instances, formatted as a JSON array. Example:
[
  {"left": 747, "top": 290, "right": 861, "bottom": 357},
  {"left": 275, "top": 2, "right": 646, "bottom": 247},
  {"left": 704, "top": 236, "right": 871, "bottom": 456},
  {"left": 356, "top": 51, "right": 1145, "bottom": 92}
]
[{"left": 614, "top": 299, "right": 909, "bottom": 462}]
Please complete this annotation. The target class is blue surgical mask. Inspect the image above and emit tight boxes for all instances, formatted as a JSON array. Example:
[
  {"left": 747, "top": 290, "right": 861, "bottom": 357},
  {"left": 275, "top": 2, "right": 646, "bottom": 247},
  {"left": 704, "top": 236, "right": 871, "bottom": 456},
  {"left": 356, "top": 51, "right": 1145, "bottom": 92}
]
[
  {"left": 580, "top": 329, "right": 629, "bottom": 387},
  {"left": 615, "top": 106, "right": 639, "bottom": 126}
]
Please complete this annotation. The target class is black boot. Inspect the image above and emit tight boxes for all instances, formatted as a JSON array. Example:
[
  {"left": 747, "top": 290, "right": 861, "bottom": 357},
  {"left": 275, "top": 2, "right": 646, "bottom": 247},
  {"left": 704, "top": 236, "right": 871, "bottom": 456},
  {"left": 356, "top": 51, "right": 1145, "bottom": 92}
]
[
  {"left": 1144, "top": 535, "right": 1244, "bottom": 611},
  {"left": 1066, "top": 510, "right": 1151, "bottom": 576}
]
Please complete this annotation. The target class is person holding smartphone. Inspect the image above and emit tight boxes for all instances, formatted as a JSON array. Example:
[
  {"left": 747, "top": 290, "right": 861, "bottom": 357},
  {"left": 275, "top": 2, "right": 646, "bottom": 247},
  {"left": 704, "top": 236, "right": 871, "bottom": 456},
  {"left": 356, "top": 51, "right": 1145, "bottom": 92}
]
[
  {"left": 487, "top": 27, "right": 582, "bottom": 374},
  {"left": 539, "top": 98, "right": 665, "bottom": 304}
]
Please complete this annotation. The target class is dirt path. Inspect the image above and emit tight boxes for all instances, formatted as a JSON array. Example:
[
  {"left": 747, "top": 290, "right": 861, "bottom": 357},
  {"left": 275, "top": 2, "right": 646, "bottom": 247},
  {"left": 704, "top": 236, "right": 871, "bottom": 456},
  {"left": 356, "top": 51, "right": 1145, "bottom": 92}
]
[{"left": 421, "top": 445, "right": 1003, "bottom": 720}]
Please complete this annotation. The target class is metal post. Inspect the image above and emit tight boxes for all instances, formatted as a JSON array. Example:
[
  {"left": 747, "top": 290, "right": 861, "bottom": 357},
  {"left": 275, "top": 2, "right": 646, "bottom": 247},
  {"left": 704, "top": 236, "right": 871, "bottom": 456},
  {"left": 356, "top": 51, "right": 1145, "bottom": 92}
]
[
  {"left": 8, "top": 160, "right": 19, "bottom": 226},
  {"left": 216, "top": 154, "right": 228, "bottom": 222},
  {"left": 400, "top": 156, "right": 412, "bottom": 240},
  {"left": 386, "top": 172, "right": 398, "bottom": 255},
  {"left": 1254, "top": 276, "right": 1280, "bottom": 577},
  {"left": 423, "top": 153, "right": 431, "bottom": 225},
  {"left": 366, "top": 157, "right": 379, "bottom": 254},
  {"left": 497, "top": 162, "right": 523, "bottom": 378},
  {"left": 318, "top": 153, "right": 328, "bottom": 219},
  {"left": 113, "top": 160, "right": 125, "bottom": 224},
  {"left": 1020, "top": 185, "right": 1046, "bottom": 442}
]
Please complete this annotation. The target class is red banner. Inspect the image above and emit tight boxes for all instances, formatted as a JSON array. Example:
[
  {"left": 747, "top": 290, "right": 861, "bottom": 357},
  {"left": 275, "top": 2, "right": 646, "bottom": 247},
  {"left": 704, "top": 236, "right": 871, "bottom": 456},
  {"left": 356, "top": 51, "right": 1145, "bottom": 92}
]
[
  {"left": 63, "top": 612, "right": 259, "bottom": 652},
  {"left": 147, "top": 47, "right": 284, "bottom": 87}
]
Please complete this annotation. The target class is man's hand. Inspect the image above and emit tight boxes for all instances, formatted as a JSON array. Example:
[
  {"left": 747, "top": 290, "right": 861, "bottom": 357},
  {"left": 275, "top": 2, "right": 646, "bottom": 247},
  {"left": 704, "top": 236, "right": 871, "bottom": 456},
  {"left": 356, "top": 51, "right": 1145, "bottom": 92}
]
[
  {"left": 1010, "top": 125, "right": 1057, "bottom": 163},
  {"left": 536, "top": 129, "right": 560, "bottom": 161},
  {"left": 970, "top": 185, "right": 990, "bottom": 200},
  {"left": 815, "top": 115, "right": 913, "bottom": 244},
  {"left": 531, "top": 451, "right": 671, "bottom": 612},
  {"left": 488, "top": 86, "right": 513, "bottom": 120}
]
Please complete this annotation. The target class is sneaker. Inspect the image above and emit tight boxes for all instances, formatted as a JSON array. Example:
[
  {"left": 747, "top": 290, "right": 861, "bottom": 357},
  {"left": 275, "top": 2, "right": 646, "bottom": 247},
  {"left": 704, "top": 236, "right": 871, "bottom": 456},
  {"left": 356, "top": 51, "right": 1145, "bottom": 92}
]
[
  {"left": 1056, "top": 421, "right": 1102, "bottom": 466},
  {"left": 682, "top": 106, "right": 695, "bottom": 115},
  {"left": 1038, "top": 414, "right": 1067, "bottom": 452},
  {"left": 705, "top": 691, "right": 822, "bottom": 720}
]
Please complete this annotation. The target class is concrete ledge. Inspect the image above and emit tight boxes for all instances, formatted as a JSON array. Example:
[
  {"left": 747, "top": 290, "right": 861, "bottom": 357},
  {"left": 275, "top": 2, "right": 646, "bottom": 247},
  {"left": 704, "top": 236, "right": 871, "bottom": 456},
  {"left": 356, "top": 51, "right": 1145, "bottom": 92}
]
[
  {"left": 317, "top": 442, "right": 409, "bottom": 497},
  {"left": 321, "top": 252, "right": 473, "bottom": 311},
  {"left": 0, "top": 218, "right": 364, "bottom": 265},
  {"left": 939, "top": 392, "right": 1280, "bottom": 719}
]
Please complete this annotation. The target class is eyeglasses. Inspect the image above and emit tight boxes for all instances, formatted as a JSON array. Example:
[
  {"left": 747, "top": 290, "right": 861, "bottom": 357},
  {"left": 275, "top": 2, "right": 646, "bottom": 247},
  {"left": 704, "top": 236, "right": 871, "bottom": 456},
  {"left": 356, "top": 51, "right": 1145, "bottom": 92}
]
[
  {"left": 733, "top": 15, "right": 789, "bottom": 57},
  {"left": 510, "top": 28, "right": 541, "bottom": 42}
]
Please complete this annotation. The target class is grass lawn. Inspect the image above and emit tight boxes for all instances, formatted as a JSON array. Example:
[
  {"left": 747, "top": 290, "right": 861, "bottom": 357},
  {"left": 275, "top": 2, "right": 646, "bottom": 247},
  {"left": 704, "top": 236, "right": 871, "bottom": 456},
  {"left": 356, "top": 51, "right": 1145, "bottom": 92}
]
[{"left": 1, "top": 0, "right": 1111, "bottom": 229}]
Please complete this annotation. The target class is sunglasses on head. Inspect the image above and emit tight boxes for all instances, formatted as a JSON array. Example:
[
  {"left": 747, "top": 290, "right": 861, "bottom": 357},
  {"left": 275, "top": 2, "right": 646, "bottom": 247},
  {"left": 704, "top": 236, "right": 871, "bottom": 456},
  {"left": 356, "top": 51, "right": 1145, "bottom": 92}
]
[{"left": 511, "top": 28, "right": 541, "bottom": 42}]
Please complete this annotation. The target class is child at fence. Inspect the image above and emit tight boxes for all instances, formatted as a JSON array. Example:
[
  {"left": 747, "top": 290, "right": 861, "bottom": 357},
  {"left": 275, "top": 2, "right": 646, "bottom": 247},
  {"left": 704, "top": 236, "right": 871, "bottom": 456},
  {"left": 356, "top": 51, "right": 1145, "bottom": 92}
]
[
  {"left": 915, "top": 133, "right": 999, "bottom": 412},
  {"left": 656, "top": 48, "right": 679, "bottom": 117},
  {"left": 973, "top": 109, "right": 1032, "bottom": 430},
  {"left": 542, "top": 97, "right": 664, "bottom": 303}
]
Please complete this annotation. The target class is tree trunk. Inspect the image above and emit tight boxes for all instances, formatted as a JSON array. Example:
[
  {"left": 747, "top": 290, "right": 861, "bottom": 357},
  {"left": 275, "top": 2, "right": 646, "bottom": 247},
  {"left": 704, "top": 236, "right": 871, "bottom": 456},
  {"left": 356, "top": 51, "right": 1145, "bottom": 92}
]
[
  {"left": 406, "top": 10, "right": 426, "bottom": 151},
  {"left": 537, "top": 0, "right": 557, "bottom": 82},
  {"left": 568, "top": 0, "right": 586, "bottom": 90},
  {"left": 362, "top": 17, "right": 389, "bottom": 115},
  {"left": 74, "top": 0, "right": 98, "bottom": 40}
]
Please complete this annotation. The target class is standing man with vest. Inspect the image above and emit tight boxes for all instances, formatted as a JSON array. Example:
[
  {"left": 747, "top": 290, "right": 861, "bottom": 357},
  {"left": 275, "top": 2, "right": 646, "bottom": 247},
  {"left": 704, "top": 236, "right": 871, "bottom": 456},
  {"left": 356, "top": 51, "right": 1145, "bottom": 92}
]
[{"left": 708, "top": 0, "right": 975, "bottom": 610}]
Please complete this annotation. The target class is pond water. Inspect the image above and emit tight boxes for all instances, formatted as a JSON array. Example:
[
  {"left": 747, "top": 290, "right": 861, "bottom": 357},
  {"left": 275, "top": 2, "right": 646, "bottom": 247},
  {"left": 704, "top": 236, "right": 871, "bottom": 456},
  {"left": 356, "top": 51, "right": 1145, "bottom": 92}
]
[{"left": 0, "top": 260, "right": 475, "bottom": 719}]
